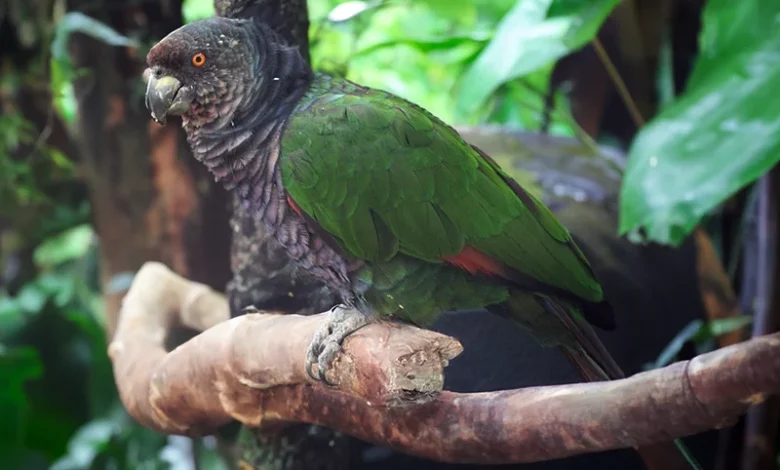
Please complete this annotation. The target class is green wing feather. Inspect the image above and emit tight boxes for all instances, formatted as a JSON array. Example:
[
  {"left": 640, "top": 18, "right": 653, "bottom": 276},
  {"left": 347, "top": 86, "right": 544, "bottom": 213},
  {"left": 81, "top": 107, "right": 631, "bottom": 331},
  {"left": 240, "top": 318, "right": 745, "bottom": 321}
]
[
  {"left": 281, "top": 80, "right": 701, "bottom": 469},
  {"left": 280, "top": 77, "right": 603, "bottom": 304}
]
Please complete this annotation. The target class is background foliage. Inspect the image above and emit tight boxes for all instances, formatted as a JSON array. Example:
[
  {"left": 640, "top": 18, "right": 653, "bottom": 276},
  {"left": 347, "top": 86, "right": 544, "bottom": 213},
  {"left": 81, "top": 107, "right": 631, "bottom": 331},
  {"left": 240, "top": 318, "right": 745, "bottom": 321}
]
[{"left": 0, "top": 0, "right": 777, "bottom": 468}]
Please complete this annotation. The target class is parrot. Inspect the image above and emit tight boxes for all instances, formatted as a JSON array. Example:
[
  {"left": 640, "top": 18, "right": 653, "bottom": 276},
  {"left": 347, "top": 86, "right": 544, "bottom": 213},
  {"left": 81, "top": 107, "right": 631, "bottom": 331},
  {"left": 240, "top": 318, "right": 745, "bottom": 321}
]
[{"left": 143, "top": 16, "right": 699, "bottom": 470}]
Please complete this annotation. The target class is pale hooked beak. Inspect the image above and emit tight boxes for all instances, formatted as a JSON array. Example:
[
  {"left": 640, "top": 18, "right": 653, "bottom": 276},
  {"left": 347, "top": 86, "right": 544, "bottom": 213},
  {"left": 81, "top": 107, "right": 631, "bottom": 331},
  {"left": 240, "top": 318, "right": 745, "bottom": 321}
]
[{"left": 144, "top": 71, "right": 193, "bottom": 125}]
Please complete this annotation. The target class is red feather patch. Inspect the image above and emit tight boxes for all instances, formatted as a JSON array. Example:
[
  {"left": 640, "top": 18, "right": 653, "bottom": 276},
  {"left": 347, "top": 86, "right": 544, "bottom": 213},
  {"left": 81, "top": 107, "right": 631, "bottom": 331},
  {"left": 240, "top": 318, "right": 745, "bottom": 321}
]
[
  {"left": 286, "top": 194, "right": 303, "bottom": 217},
  {"left": 442, "top": 245, "right": 508, "bottom": 278}
]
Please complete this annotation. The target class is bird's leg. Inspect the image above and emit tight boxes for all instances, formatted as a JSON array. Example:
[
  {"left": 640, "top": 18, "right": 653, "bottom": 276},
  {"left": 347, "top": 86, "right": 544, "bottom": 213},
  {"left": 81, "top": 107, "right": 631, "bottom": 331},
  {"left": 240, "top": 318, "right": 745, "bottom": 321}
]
[{"left": 305, "top": 304, "right": 371, "bottom": 384}]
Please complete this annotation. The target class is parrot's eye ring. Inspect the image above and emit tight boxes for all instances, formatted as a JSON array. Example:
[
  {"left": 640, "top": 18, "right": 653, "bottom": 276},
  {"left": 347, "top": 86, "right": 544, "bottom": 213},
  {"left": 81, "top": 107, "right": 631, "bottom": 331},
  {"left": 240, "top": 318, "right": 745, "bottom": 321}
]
[{"left": 192, "top": 53, "right": 206, "bottom": 67}]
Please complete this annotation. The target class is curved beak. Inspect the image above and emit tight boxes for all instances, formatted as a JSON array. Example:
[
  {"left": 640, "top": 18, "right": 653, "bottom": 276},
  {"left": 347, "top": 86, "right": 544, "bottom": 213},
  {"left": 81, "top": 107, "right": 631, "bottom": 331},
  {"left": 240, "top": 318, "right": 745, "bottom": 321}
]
[{"left": 144, "top": 72, "right": 192, "bottom": 125}]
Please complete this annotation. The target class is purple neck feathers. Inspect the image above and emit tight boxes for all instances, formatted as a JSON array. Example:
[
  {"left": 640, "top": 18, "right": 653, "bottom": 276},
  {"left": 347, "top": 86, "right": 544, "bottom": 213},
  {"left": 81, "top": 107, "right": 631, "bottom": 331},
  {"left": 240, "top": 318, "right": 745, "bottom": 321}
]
[{"left": 183, "top": 21, "right": 312, "bottom": 220}]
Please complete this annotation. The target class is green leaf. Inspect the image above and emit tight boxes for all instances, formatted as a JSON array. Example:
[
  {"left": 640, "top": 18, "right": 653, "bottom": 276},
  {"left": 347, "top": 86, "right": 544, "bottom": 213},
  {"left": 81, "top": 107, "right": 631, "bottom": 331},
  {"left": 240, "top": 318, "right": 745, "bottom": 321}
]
[
  {"left": 51, "top": 13, "right": 136, "bottom": 64},
  {"left": 49, "top": 418, "right": 118, "bottom": 470},
  {"left": 182, "top": 0, "right": 215, "bottom": 23},
  {"left": 0, "top": 297, "right": 25, "bottom": 339},
  {"left": 33, "top": 224, "right": 95, "bottom": 268},
  {"left": 197, "top": 437, "right": 230, "bottom": 470},
  {"left": 0, "top": 346, "right": 44, "bottom": 458},
  {"left": 62, "top": 308, "right": 116, "bottom": 417},
  {"left": 691, "top": 0, "right": 780, "bottom": 87},
  {"left": 619, "top": 0, "right": 780, "bottom": 245},
  {"left": 648, "top": 316, "right": 753, "bottom": 369},
  {"left": 54, "top": 84, "right": 78, "bottom": 126},
  {"left": 36, "top": 273, "right": 76, "bottom": 307},
  {"left": 455, "top": 0, "right": 620, "bottom": 113},
  {"left": 708, "top": 316, "right": 753, "bottom": 337},
  {"left": 52, "top": 407, "right": 172, "bottom": 470},
  {"left": 353, "top": 33, "right": 490, "bottom": 59},
  {"left": 650, "top": 319, "right": 703, "bottom": 369},
  {"left": 16, "top": 283, "right": 48, "bottom": 314}
]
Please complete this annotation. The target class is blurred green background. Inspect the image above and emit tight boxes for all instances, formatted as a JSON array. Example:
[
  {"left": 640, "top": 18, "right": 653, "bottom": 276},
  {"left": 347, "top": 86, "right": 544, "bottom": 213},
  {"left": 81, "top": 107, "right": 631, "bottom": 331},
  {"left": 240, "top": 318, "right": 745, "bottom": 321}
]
[{"left": 1, "top": 0, "right": 778, "bottom": 468}]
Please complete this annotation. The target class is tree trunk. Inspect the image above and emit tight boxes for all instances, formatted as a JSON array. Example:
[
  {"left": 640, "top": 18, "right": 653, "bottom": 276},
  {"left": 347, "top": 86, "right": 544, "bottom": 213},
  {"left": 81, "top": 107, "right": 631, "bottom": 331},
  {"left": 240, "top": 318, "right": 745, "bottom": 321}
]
[
  {"left": 66, "top": 0, "right": 232, "bottom": 340},
  {"left": 214, "top": 2, "right": 353, "bottom": 468}
]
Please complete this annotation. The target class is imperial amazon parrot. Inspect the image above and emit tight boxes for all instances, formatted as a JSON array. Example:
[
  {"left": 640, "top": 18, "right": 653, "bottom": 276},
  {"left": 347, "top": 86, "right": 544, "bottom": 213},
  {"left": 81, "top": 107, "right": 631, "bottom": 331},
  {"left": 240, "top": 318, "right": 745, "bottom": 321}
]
[{"left": 143, "top": 16, "right": 699, "bottom": 470}]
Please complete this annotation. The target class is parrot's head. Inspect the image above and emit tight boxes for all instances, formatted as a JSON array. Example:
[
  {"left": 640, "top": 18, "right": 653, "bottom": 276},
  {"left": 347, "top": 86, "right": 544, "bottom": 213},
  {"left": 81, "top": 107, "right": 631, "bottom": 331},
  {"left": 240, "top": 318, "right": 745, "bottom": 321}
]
[{"left": 144, "top": 17, "right": 259, "bottom": 126}]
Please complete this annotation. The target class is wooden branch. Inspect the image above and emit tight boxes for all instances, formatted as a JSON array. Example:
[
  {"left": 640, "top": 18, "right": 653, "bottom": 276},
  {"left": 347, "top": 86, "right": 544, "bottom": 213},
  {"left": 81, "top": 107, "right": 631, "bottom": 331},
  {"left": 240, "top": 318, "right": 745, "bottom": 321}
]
[
  {"left": 109, "top": 262, "right": 461, "bottom": 434},
  {"left": 109, "top": 262, "right": 780, "bottom": 464}
]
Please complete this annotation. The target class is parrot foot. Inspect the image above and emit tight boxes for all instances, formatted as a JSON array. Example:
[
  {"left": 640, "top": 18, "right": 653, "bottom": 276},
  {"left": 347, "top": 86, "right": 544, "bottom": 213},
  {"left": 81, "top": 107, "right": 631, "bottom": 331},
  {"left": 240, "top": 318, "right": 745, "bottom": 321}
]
[{"left": 305, "top": 305, "right": 370, "bottom": 385}]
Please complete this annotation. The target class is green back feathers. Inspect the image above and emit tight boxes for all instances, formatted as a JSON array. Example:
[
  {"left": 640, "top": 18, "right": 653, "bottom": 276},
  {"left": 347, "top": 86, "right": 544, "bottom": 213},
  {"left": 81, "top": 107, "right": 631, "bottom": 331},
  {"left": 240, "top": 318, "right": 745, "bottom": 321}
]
[{"left": 280, "top": 74, "right": 603, "bottom": 303}]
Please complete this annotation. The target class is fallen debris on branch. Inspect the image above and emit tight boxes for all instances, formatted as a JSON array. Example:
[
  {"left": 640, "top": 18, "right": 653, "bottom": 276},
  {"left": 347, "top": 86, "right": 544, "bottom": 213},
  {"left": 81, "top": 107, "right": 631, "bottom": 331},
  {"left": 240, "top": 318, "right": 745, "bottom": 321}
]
[{"left": 109, "top": 262, "right": 780, "bottom": 464}]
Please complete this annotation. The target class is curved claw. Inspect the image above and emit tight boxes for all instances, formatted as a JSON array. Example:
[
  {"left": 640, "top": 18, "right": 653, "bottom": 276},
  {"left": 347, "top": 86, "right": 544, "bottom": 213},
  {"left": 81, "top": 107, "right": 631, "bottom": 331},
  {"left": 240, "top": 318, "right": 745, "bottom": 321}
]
[
  {"left": 305, "top": 352, "right": 338, "bottom": 386},
  {"left": 305, "top": 355, "right": 320, "bottom": 382}
]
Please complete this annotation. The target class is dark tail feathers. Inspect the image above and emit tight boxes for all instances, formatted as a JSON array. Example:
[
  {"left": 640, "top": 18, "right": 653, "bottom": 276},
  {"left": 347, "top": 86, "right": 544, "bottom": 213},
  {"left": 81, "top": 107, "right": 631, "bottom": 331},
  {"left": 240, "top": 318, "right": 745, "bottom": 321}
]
[{"left": 536, "top": 296, "right": 624, "bottom": 380}]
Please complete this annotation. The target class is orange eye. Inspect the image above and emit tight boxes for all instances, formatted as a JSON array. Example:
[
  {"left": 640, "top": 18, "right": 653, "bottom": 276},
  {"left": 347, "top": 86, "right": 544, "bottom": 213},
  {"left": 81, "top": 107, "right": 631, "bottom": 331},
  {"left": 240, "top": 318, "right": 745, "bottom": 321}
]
[{"left": 191, "top": 53, "right": 206, "bottom": 67}]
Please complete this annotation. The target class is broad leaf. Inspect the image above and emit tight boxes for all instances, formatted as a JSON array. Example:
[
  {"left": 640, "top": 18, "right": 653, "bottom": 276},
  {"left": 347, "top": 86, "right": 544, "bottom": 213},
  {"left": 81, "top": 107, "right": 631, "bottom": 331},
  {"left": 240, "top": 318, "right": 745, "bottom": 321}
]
[
  {"left": 33, "top": 224, "right": 95, "bottom": 268},
  {"left": 619, "top": 0, "right": 780, "bottom": 245},
  {"left": 353, "top": 33, "right": 491, "bottom": 59},
  {"left": 455, "top": 0, "right": 620, "bottom": 114},
  {"left": 691, "top": 0, "right": 780, "bottom": 86}
]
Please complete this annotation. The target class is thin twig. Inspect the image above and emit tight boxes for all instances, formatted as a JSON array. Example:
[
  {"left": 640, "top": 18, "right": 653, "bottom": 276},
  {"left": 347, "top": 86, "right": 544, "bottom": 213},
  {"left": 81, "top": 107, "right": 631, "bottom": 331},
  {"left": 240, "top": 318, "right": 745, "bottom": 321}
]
[
  {"left": 592, "top": 37, "right": 646, "bottom": 129},
  {"left": 741, "top": 164, "right": 780, "bottom": 470},
  {"left": 729, "top": 184, "right": 761, "bottom": 281},
  {"left": 516, "top": 80, "right": 607, "bottom": 161}
]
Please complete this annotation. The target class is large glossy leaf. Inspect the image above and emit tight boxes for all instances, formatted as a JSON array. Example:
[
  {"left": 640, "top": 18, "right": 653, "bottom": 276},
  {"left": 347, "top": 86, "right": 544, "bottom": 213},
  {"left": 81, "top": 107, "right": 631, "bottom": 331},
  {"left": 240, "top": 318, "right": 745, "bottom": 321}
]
[
  {"left": 619, "top": 0, "right": 780, "bottom": 245},
  {"left": 455, "top": 0, "right": 620, "bottom": 114},
  {"left": 691, "top": 0, "right": 780, "bottom": 85}
]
